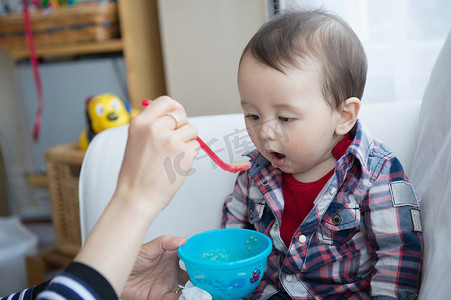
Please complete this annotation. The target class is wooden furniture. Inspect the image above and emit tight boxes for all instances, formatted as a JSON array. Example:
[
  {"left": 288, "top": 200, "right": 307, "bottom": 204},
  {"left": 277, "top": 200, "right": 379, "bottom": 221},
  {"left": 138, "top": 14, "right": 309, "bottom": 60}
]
[
  {"left": 1, "top": 0, "right": 166, "bottom": 109},
  {"left": 26, "top": 143, "right": 85, "bottom": 286},
  {"left": 1, "top": 0, "right": 167, "bottom": 285},
  {"left": 25, "top": 249, "right": 74, "bottom": 286},
  {"left": 44, "top": 143, "right": 85, "bottom": 256},
  {"left": 5, "top": 0, "right": 167, "bottom": 187}
]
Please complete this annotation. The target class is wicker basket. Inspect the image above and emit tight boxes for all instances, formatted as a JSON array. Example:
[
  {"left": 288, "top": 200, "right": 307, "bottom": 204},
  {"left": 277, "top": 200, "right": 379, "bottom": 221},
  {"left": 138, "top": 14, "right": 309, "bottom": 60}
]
[
  {"left": 45, "top": 143, "right": 85, "bottom": 256},
  {"left": 0, "top": 2, "right": 119, "bottom": 50}
]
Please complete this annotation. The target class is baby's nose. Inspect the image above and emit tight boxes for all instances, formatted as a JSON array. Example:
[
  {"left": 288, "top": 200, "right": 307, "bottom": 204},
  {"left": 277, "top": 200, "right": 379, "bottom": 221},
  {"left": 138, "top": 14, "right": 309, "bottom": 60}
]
[{"left": 259, "top": 120, "right": 277, "bottom": 141}]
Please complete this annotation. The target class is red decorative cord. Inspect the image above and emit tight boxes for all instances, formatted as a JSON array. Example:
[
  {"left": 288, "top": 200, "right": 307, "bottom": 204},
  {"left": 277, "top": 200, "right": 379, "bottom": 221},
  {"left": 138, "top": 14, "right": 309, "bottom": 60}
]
[{"left": 23, "top": 0, "right": 44, "bottom": 142}]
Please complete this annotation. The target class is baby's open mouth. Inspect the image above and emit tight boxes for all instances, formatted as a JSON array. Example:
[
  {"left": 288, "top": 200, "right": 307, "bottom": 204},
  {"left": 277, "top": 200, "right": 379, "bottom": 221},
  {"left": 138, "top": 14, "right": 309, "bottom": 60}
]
[
  {"left": 272, "top": 152, "right": 285, "bottom": 159},
  {"left": 269, "top": 151, "right": 286, "bottom": 167}
]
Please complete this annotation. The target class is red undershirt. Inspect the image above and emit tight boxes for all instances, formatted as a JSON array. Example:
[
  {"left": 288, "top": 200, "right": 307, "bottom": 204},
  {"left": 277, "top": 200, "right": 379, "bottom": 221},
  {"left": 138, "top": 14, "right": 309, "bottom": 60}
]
[{"left": 280, "top": 133, "right": 353, "bottom": 247}]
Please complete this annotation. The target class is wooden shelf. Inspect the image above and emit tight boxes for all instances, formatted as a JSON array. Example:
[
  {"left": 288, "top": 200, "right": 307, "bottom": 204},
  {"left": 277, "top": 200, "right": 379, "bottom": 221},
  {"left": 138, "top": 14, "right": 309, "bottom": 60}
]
[
  {"left": 6, "top": 39, "right": 123, "bottom": 60},
  {"left": 27, "top": 172, "right": 48, "bottom": 187},
  {"left": 2, "top": 0, "right": 165, "bottom": 108}
]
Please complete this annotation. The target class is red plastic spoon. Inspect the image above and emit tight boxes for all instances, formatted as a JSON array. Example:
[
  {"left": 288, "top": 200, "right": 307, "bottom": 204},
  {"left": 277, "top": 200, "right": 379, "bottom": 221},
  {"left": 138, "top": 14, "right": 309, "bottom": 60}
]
[{"left": 141, "top": 100, "right": 251, "bottom": 173}]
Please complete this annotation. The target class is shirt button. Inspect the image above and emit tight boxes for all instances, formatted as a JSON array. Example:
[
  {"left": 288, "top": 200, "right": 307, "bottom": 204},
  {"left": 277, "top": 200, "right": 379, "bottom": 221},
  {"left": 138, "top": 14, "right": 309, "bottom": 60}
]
[
  {"left": 285, "top": 275, "right": 294, "bottom": 282},
  {"left": 332, "top": 215, "right": 342, "bottom": 225},
  {"left": 298, "top": 234, "right": 307, "bottom": 243},
  {"left": 330, "top": 187, "right": 337, "bottom": 195},
  {"left": 272, "top": 223, "right": 279, "bottom": 231}
]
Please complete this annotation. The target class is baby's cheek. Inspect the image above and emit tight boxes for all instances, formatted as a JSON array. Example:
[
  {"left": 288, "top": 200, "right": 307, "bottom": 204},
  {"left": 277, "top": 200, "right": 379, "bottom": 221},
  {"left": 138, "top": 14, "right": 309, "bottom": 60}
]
[{"left": 247, "top": 130, "right": 260, "bottom": 147}]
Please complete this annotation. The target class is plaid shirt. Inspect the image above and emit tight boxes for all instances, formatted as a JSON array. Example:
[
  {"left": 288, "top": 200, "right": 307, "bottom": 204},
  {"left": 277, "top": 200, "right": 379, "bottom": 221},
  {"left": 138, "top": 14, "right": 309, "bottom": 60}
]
[{"left": 222, "top": 120, "right": 422, "bottom": 300}]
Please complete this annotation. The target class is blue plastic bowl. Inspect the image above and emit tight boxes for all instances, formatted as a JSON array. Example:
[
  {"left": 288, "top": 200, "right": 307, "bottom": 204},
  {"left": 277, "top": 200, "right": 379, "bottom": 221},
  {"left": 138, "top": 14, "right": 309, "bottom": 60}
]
[{"left": 178, "top": 228, "right": 272, "bottom": 300}]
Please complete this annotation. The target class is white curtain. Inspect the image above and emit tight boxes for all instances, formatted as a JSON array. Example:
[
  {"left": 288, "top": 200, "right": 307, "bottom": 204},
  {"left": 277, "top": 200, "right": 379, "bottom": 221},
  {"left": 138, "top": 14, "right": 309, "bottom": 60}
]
[{"left": 279, "top": 0, "right": 451, "bottom": 103}]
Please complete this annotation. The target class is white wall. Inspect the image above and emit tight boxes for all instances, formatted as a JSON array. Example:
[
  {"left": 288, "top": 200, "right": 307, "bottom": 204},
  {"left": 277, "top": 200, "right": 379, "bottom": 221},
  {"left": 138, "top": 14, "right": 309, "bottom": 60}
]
[{"left": 158, "top": 0, "right": 271, "bottom": 116}]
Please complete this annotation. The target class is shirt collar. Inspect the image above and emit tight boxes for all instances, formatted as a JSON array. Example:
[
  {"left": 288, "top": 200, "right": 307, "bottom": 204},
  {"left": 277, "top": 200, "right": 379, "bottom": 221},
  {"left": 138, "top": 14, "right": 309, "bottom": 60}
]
[
  {"left": 345, "top": 119, "right": 375, "bottom": 171},
  {"left": 246, "top": 150, "right": 271, "bottom": 178}
]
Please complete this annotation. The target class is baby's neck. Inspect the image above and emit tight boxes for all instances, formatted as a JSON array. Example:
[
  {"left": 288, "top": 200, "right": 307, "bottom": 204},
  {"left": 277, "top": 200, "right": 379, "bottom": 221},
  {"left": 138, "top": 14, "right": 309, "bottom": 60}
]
[{"left": 291, "top": 156, "right": 337, "bottom": 183}]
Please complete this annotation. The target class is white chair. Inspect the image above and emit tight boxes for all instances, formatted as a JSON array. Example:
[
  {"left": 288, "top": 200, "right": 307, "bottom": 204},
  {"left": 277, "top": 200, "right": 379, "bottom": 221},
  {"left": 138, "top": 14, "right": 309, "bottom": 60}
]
[{"left": 78, "top": 100, "right": 421, "bottom": 244}]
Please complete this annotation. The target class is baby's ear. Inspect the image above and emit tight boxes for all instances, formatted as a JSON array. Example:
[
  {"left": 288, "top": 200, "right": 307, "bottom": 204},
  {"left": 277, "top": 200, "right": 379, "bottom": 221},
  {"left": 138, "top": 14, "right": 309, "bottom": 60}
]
[{"left": 335, "top": 97, "right": 360, "bottom": 135}]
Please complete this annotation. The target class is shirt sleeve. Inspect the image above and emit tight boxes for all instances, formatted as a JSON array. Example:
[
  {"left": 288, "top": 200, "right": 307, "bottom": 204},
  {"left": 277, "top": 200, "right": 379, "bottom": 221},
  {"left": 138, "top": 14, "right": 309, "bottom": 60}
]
[
  {"left": 221, "top": 171, "right": 251, "bottom": 228},
  {"left": 362, "top": 156, "right": 422, "bottom": 299},
  {"left": 36, "top": 262, "right": 118, "bottom": 300},
  {"left": 0, "top": 280, "right": 50, "bottom": 300}
]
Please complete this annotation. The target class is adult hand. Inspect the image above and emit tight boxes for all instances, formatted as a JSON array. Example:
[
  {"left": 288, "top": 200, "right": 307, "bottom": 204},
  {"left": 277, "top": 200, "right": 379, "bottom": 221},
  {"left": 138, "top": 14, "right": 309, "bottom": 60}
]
[
  {"left": 75, "top": 96, "right": 198, "bottom": 295},
  {"left": 121, "top": 235, "right": 189, "bottom": 300},
  {"left": 114, "top": 96, "right": 199, "bottom": 214}
]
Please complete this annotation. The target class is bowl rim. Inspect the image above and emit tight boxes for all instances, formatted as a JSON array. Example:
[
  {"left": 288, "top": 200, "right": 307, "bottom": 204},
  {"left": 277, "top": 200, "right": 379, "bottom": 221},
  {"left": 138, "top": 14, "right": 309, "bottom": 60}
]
[{"left": 178, "top": 228, "right": 273, "bottom": 269}]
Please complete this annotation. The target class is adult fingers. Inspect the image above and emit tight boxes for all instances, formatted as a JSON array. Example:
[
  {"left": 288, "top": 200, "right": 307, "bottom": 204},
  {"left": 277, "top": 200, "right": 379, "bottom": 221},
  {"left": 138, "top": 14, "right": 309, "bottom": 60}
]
[
  {"left": 160, "top": 235, "right": 188, "bottom": 252},
  {"left": 173, "top": 123, "right": 198, "bottom": 142},
  {"left": 161, "top": 109, "right": 189, "bottom": 131},
  {"left": 141, "top": 235, "right": 187, "bottom": 256},
  {"left": 140, "top": 96, "right": 186, "bottom": 120},
  {"left": 133, "top": 98, "right": 189, "bottom": 136}
]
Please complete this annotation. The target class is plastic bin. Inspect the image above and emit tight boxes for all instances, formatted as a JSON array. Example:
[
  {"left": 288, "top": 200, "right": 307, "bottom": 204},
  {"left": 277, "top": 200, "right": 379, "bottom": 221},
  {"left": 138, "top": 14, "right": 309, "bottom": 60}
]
[{"left": 0, "top": 216, "right": 38, "bottom": 295}]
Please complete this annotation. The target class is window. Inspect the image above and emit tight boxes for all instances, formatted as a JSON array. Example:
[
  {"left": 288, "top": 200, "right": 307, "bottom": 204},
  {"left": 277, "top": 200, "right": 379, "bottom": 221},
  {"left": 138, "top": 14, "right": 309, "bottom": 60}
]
[{"left": 279, "top": 0, "right": 451, "bottom": 103}]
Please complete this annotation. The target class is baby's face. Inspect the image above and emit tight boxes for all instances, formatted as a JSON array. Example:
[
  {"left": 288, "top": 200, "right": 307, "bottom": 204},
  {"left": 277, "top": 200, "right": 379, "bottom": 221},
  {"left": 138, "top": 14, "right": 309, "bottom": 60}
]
[{"left": 238, "top": 54, "right": 343, "bottom": 182}]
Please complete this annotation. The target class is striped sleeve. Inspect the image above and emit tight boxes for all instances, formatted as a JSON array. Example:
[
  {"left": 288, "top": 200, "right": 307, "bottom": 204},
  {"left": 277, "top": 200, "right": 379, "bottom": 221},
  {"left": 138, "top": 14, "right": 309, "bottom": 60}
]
[
  {"left": 36, "top": 262, "right": 117, "bottom": 300},
  {"left": 0, "top": 280, "right": 50, "bottom": 300}
]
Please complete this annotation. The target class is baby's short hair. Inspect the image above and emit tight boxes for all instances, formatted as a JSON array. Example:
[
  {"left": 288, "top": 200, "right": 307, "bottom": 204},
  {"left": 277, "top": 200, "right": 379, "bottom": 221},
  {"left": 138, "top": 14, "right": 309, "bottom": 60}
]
[{"left": 241, "top": 9, "right": 367, "bottom": 109}]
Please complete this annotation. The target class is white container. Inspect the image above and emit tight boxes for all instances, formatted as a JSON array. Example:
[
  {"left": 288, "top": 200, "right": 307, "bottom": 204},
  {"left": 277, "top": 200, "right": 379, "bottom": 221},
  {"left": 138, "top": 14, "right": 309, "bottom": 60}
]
[{"left": 0, "top": 216, "right": 38, "bottom": 295}]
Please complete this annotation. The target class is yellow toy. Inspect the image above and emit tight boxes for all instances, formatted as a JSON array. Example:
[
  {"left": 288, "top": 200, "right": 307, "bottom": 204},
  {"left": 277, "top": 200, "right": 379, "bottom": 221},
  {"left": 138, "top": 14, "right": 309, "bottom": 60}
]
[{"left": 78, "top": 93, "right": 139, "bottom": 150}]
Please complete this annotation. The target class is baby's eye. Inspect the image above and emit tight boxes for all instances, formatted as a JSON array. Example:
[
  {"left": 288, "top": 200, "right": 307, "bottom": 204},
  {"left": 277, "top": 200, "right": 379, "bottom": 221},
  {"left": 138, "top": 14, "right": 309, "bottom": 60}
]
[
  {"left": 278, "top": 116, "right": 293, "bottom": 122},
  {"left": 245, "top": 114, "right": 260, "bottom": 121}
]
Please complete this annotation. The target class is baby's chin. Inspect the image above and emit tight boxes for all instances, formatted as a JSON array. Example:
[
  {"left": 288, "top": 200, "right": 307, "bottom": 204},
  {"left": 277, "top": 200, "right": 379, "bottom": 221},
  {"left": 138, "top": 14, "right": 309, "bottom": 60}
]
[{"left": 270, "top": 159, "right": 301, "bottom": 175}]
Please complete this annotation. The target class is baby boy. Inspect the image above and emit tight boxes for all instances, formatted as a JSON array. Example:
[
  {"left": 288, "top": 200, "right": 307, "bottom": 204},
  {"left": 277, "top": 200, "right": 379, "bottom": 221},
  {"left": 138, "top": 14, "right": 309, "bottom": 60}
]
[{"left": 222, "top": 9, "right": 422, "bottom": 300}]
